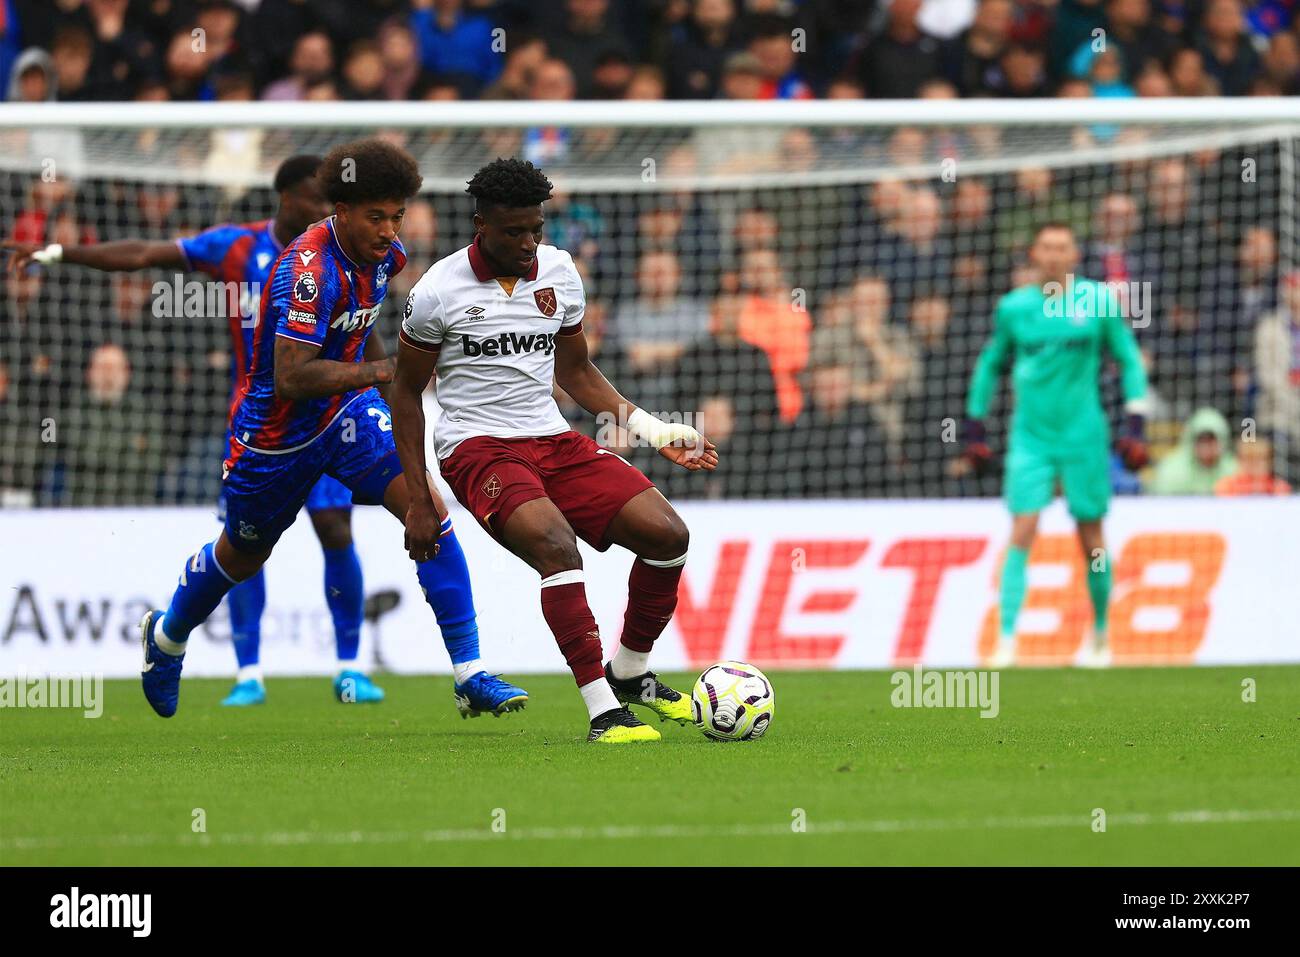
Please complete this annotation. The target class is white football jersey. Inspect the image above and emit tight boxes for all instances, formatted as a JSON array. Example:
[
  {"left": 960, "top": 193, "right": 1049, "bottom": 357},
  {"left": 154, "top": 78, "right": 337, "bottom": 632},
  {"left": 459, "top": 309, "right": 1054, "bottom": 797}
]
[{"left": 400, "top": 238, "right": 585, "bottom": 461}]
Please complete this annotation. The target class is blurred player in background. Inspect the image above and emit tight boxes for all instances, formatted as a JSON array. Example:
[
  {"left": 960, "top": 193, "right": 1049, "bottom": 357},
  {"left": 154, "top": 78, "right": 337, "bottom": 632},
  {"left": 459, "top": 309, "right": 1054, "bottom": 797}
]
[
  {"left": 962, "top": 222, "right": 1150, "bottom": 669},
  {"left": 5, "top": 156, "right": 391, "bottom": 707},
  {"left": 394, "top": 158, "right": 718, "bottom": 744},
  {"left": 129, "top": 139, "right": 526, "bottom": 719}
]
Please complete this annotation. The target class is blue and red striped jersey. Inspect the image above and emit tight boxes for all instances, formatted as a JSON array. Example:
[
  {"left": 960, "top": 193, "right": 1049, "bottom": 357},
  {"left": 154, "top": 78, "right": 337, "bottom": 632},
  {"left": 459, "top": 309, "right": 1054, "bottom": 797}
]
[
  {"left": 229, "top": 217, "right": 406, "bottom": 452},
  {"left": 176, "top": 219, "right": 282, "bottom": 419}
]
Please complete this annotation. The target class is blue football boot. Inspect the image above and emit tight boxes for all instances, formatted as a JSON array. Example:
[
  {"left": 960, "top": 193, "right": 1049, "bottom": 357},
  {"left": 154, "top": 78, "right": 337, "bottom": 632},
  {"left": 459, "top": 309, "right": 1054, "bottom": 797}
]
[
  {"left": 221, "top": 679, "right": 266, "bottom": 707},
  {"left": 140, "top": 609, "right": 184, "bottom": 718},
  {"left": 454, "top": 672, "right": 528, "bottom": 718},
  {"left": 334, "top": 669, "right": 385, "bottom": 703}
]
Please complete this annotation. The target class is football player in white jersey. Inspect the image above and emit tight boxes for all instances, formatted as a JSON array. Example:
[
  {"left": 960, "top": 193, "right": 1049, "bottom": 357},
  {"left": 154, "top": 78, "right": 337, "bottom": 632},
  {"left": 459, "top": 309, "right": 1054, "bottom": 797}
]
[{"left": 392, "top": 158, "right": 718, "bottom": 743}]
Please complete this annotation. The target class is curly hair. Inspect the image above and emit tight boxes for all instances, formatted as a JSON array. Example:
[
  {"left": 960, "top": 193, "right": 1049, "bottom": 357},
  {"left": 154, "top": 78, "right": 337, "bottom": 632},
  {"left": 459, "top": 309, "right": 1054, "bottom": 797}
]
[
  {"left": 318, "top": 139, "right": 423, "bottom": 205},
  {"left": 465, "top": 157, "right": 554, "bottom": 213}
]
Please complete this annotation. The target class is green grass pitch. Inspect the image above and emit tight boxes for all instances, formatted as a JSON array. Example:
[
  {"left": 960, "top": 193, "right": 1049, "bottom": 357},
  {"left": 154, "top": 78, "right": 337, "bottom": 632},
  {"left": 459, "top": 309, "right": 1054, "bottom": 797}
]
[{"left": 2, "top": 667, "right": 1297, "bottom": 866}]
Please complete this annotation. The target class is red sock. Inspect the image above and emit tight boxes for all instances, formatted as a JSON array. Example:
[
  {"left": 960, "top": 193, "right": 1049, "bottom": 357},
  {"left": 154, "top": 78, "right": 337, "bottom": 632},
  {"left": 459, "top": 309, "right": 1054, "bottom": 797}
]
[
  {"left": 620, "top": 556, "right": 685, "bottom": 653},
  {"left": 539, "top": 571, "right": 604, "bottom": 687}
]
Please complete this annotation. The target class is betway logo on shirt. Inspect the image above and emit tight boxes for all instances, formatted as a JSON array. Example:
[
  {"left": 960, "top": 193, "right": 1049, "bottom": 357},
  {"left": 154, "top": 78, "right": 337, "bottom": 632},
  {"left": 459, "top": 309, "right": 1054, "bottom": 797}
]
[
  {"left": 462, "top": 331, "right": 557, "bottom": 357},
  {"left": 330, "top": 305, "right": 382, "bottom": 332}
]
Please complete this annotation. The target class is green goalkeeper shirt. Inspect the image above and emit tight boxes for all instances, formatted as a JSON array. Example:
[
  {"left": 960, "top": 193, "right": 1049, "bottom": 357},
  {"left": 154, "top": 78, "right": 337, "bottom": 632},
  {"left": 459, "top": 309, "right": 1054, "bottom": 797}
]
[{"left": 966, "top": 279, "right": 1148, "bottom": 448}]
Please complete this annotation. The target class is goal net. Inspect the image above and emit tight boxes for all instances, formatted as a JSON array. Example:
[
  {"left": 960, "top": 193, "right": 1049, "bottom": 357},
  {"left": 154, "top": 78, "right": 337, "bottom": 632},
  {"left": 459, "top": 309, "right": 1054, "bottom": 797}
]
[{"left": 1, "top": 100, "right": 1297, "bottom": 509}]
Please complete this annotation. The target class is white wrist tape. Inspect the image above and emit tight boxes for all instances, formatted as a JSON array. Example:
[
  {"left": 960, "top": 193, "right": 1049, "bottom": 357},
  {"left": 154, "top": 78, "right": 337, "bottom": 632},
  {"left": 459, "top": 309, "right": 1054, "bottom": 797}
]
[
  {"left": 32, "top": 243, "right": 63, "bottom": 265},
  {"left": 627, "top": 407, "right": 701, "bottom": 450}
]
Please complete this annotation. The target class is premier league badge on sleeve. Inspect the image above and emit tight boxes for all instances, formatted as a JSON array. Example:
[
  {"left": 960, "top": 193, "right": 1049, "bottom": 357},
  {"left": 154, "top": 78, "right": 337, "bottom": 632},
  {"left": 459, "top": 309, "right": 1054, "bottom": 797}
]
[
  {"left": 404, "top": 293, "right": 414, "bottom": 323},
  {"left": 533, "top": 287, "right": 556, "bottom": 317},
  {"left": 294, "top": 272, "right": 318, "bottom": 304}
]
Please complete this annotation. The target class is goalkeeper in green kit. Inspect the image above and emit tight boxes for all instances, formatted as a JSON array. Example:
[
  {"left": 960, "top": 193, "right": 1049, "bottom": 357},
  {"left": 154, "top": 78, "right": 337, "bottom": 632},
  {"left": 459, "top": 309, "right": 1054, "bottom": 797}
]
[{"left": 962, "top": 223, "right": 1150, "bottom": 668}]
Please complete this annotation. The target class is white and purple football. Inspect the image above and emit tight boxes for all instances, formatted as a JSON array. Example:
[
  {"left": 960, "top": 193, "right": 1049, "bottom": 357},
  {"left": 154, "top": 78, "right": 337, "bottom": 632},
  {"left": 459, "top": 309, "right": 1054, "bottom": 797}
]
[{"left": 691, "top": 661, "right": 775, "bottom": 741}]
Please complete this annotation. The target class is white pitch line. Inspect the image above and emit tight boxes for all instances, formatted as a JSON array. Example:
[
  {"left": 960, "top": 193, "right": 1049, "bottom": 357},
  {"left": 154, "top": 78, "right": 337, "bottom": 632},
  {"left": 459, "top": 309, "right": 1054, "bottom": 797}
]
[{"left": 2, "top": 808, "right": 1298, "bottom": 853}]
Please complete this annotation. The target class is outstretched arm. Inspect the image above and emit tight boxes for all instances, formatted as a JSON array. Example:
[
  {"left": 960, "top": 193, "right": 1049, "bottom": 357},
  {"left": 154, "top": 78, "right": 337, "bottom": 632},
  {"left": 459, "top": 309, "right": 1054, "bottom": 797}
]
[
  {"left": 3, "top": 238, "right": 185, "bottom": 275},
  {"left": 273, "top": 336, "right": 395, "bottom": 402},
  {"left": 389, "top": 337, "right": 442, "bottom": 561},
  {"left": 554, "top": 327, "right": 717, "bottom": 472}
]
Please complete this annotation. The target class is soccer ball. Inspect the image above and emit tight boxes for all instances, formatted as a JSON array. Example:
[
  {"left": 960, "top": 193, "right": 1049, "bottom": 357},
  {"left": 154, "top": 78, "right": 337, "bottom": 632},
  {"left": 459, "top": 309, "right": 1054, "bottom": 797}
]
[{"left": 691, "top": 661, "right": 775, "bottom": 741}]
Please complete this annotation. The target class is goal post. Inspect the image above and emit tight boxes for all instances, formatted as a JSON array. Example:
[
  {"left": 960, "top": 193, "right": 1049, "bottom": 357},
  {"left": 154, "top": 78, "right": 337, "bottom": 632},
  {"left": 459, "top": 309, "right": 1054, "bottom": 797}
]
[{"left": 1, "top": 98, "right": 1297, "bottom": 508}]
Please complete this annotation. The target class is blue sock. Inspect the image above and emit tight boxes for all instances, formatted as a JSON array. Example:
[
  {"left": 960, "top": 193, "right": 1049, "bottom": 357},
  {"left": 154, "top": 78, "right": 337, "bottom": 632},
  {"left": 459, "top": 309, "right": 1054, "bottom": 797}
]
[
  {"left": 415, "top": 518, "right": 480, "bottom": 668},
  {"left": 226, "top": 568, "right": 266, "bottom": 668},
  {"left": 162, "top": 541, "right": 239, "bottom": 647},
  {"left": 323, "top": 544, "right": 364, "bottom": 664}
]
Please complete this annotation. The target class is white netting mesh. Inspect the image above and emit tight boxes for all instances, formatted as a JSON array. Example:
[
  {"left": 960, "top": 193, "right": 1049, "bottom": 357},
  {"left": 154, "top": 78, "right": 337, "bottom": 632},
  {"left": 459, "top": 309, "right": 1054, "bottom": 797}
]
[{"left": 1, "top": 103, "right": 1297, "bottom": 506}]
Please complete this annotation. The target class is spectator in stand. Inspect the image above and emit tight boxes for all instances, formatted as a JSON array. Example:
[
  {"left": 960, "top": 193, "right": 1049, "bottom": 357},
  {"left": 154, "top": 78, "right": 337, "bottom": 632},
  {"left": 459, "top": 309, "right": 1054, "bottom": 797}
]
[
  {"left": 902, "top": 294, "right": 968, "bottom": 489},
  {"left": 787, "top": 345, "right": 890, "bottom": 497},
  {"left": 611, "top": 250, "right": 709, "bottom": 410},
  {"left": 1083, "top": 192, "right": 1142, "bottom": 284},
  {"left": 49, "top": 24, "right": 94, "bottom": 100},
  {"left": 1197, "top": 0, "right": 1262, "bottom": 94},
  {"left": 990, "top": 41, "right": 1050, "bottom": 96},
  {"left": 676, "top": 291, "right": 780, "bottom": 436},
  {"left": 1149, "top": 407, "right": 1239, "bottom": 493},
  {"left": 1260, "top": 30, "right": 1300, "bottom": 93},
  {"left": 60, "top": 343, "right": 164, "bottom": 505},
  {"left": 1133, "top": 60, "right": 1174, "bottom": 94},
  {"left": 857, "top": 0, "right": 943, "bottom": 98},
  {"left": 1215, "top": 436, "right": 1293, "bottom": 495},
  {"left": 590, "top": 49, "right": 634, "bottom": 98},
  {"left": 522, "top": 58, "right": 576, "bottom": 165},
  {"left": 1167, "top": 46, "right": 1219, "bottom": 94},
  {"left": 625, "top": 63, "right": 666, "bottom": 98},
  {"left": 376, "top": 19, "right": 424, "bottom": 100},
  {"left": 1071, "top": 0, "right": 1175, "bottom": 84},
  {"left": 409, "top": 0, "right": 501, "bottom": 92},
  {"left": 747, "top": 14, "right": 814, "bottom": 98},
  {"left": 942, "top": 0, "right": 1014, "bottom": 96},
  {"left": 666, "top": 0, "right": 742, "bottom": 98},
  {"left": 735, "top": 246, "right": 811, "bottom": 424},
  {"left": 480, "top": 33, "right": 546, "bottom": 100},
  {"left": 812, "top": 275, "right": 917, "bottom": 452},
  {"left": 539, "top": 0, "right": 634, "bottom": 99},
  {"left": 340, "top": 40, "right": 386, "bottom": 99},
  {"left": 261, "top": 31, "right": 333, "bottom": 101},
  {"left": 874, "top": 185, "right": 952, "bottom": 306},
  {"left": 1254, "top": 270, "right": 1300, "bottom": 482}
]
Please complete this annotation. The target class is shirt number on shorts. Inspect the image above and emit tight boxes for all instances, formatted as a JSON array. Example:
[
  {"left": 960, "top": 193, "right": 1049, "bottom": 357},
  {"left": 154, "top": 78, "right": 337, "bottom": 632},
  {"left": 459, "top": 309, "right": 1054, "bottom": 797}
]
[{"left": 368, "top": 408, "right": 393, "bottom": 432}]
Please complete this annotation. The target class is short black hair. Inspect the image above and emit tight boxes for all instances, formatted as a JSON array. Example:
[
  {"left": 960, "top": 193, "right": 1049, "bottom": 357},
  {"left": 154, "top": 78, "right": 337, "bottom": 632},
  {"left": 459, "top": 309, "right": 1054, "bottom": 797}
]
[
  {"left": 273, "top": 154, "right": 322, "bottom": 193},
  {"left": 318, "top": 138, "right": 423, "bottom": 205},
  {"left": 465, "top": 158, "right": 553, "bottom": 214}
]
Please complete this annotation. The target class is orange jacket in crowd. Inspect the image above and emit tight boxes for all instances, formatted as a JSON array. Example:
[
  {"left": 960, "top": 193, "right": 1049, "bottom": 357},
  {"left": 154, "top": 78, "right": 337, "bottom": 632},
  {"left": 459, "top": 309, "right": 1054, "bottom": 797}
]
[{"left": 736, "top": 294, "right": 810, "bottom": 423}]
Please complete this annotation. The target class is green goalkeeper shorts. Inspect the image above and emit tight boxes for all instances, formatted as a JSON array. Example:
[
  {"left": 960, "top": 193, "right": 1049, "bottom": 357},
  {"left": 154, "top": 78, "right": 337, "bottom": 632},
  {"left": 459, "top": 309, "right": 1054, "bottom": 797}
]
[{"left": 1004, "top": 435, "right": 1111, "bottom": 521}]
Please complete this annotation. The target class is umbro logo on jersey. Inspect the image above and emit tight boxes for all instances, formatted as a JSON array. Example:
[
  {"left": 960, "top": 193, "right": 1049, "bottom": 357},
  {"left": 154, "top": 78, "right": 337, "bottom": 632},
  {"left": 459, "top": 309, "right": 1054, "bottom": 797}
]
[
  {"left": 461, "top": 331, "right": 556, "bottom": 357},
  {"left": 299, "top": 249, "right": 316, "bottom": 266},
  {"left": 465, "top": 306, "right": 486, "bottom": 320}
]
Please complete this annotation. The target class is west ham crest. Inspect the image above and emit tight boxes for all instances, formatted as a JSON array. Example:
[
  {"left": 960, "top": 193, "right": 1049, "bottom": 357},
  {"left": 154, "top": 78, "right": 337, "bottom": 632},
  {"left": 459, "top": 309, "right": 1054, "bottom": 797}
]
[
  {"left": 533, "top": 287, "right": 557, "bottom": 317},
  {"left": 482, "top": 473, "right": 502, "bottom": 499}
]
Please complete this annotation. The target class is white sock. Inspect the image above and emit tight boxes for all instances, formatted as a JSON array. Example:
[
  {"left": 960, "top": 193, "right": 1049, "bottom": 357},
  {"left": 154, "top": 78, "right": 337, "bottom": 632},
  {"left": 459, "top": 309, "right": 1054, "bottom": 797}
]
[
  {"left": 236, "top": 665, "right": 263, "bottom": 685},
  {"left": 453, "top": 659, "right": 483, "bottom": 685},
  {"left": 153, "top": 616, "right": 187, "bottom": 656},
  {"left": 338, "top": 660, "right": 362, "bottom": 675},
  {"left": 610, "top": 644, "right": 650, "bottom": 680},
  {"left": 1092, "top": 629, "right": 1108, "bottom": 649},
  {"left": 579, "top": 678, "right": 621, "bottom": 721}
]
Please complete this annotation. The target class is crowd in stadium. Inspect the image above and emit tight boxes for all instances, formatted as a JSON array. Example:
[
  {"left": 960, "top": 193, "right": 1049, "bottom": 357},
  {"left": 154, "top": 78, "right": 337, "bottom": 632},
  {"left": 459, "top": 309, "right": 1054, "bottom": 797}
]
[
  {"left": 1, "top": 0, "right": 1297, "bottom": 505},
  {"left": 2, "top": 0, "right": 1299, "bottom": 103}
]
